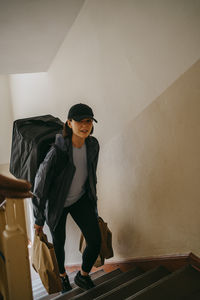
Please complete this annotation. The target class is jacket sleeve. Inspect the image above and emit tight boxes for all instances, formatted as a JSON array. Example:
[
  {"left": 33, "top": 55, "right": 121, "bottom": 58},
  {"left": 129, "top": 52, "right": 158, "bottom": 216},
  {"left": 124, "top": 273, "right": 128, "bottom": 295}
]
[
  {"left": 94, "top": 140, "right": 100, "bottom": 215},
  {"left": 32, "top": 146, "right": 56, "bottom": 226},
  {"left": 94, "top": 140, "right": 100, "bottom": 183}
]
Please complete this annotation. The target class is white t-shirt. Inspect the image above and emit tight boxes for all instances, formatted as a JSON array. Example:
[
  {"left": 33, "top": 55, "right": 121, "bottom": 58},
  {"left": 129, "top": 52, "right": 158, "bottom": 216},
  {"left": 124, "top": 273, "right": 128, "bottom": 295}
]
[{"left": 64, "top": 143, "right": 88, "bottom": 207}]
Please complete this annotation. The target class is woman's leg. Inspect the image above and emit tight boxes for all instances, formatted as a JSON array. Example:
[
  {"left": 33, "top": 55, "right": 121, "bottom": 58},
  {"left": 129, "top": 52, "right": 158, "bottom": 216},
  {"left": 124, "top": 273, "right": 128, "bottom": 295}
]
[
  {"left": 69, "top": 194, "right": 101, "bottom": 274},
  {"left": 50, "top": 208, "right": 68, "bottom": 275}
]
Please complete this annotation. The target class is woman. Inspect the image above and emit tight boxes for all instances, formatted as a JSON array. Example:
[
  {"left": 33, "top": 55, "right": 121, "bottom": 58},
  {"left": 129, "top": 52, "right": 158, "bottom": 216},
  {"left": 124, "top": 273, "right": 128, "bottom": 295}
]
[{"left": 32, "top": 103, "right": 101, "bottom": 292}]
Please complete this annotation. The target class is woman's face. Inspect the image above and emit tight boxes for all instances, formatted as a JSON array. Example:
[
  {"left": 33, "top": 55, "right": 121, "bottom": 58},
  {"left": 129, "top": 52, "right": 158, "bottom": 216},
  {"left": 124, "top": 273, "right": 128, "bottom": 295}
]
[{"left": 67, "top": 118, "right": 93, "bottom": 139}]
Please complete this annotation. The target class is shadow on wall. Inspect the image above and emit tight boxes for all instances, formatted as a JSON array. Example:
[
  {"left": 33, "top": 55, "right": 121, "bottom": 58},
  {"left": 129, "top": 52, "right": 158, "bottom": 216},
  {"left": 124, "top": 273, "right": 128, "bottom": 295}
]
[{"left": 99, "top": 59, "right": 200, "bottom": 258}]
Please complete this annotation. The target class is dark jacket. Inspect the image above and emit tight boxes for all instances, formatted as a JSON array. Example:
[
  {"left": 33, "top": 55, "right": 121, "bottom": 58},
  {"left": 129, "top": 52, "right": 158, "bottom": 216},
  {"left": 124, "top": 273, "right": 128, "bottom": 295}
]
[{"left": 32, "top": 134, "right": 99, "bottom": 231}]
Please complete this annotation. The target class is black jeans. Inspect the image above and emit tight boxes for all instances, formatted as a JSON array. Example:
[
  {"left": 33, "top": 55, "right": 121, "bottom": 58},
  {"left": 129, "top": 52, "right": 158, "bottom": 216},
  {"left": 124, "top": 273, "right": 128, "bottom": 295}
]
[{"left": 50, "top": 194, "right": 101, "bottom": 274}]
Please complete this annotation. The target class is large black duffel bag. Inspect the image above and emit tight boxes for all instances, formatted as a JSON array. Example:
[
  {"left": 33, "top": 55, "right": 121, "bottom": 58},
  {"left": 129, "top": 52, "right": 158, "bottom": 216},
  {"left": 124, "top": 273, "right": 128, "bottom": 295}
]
[{"left": 9, "top": 115, "right": 63, "bottom": 190}]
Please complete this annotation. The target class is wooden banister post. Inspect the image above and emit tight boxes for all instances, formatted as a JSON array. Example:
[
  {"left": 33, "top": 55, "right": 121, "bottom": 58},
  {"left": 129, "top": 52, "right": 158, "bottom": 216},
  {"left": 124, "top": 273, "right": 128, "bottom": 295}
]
[
  {"left": 0, "top": 174, "right": 33, "bottom": 300},
  {"left": 3, "top": 198, "right": 33, "bottom": 300},
  {"left": 15, "top": 198, "right": 28, "bottom": 242},
  {"left": 0, "top": 207, "right": 8, "bottom": 300},
  {"left": 0, "top": 206, "right": 6, "bottom": 256}
]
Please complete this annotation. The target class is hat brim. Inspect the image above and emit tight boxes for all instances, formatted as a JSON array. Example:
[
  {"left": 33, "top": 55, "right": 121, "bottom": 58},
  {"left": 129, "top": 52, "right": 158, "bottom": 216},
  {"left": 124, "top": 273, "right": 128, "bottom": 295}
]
[{"left": 72, "top": 115, "right": 98, "bottom": 123}]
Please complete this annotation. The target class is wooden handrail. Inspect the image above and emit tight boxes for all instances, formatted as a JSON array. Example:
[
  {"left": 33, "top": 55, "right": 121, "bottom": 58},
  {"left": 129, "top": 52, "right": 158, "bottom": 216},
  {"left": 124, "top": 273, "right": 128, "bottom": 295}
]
[
  {"left": 0, "top": 174, "right": 32, "bottom": 204},
  {"left": 0, "top": 174, "right": 33, "bottom": 300}
]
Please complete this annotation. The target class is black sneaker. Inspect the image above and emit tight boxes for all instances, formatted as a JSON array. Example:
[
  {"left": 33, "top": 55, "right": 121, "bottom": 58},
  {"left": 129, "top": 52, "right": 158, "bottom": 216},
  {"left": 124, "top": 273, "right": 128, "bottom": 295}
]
[
  {"left": 74, "top": 271, "right": 95, "bottom": 290},
  {"left": 60, "top": 275, "right": 73, "bottom": 293}
]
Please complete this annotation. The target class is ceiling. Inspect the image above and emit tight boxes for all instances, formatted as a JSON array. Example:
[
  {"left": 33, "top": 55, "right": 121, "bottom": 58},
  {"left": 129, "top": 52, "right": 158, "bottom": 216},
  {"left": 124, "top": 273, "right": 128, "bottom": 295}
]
[{"left": 0, "top": 0, "right": 85, "bottom": 74}]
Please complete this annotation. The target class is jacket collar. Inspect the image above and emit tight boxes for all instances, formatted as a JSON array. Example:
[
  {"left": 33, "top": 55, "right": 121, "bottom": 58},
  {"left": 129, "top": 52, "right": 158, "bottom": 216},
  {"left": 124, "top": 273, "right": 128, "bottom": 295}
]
[
  {"left": 63, "top": 136, "right": 98, "bottom": 163},
  {"left": 85, "top": 137, "right": 98, "bottom": 162}
]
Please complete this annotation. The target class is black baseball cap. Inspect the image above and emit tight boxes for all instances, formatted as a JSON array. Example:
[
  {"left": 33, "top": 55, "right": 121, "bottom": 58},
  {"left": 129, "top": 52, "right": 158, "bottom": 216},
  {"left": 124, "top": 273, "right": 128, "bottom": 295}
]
[{"left": 68, "top": 103, "right": 97, "bottom": 123}]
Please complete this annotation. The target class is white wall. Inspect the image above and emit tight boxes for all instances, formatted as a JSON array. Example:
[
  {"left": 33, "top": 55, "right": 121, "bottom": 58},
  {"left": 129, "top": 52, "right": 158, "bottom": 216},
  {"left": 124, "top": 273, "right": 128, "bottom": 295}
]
[
  {"left": 7, "top": 0, "right": 200, "bottom": 264},
  {"left": 71, "top": 0, "right": 200, "bottom": 141},
  {"left": 9, "top": 73, "right": 51, "bottom": 120},
  {"left": 10, "top": 0, "right": 200, "bottom": 141},
  {"left": 0, "top": 75, "right": 13, "bottom": 164}
]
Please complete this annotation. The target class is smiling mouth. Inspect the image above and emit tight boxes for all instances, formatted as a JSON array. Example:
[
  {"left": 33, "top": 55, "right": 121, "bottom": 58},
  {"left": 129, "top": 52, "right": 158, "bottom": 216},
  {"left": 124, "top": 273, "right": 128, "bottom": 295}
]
[{"left": 80, "top": 130, "right": 88, "bottom": 133}]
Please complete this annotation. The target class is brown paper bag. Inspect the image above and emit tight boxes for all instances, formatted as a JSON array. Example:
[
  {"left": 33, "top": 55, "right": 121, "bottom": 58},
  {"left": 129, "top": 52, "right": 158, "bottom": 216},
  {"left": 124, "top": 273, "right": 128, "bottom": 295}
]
[
  {"left": 98, "top": 217, "right": 114, "bottom": 259},
  {"left": 31, "top": 231, "right": 62, "bottom": 294},
  {"left": 79, "top": 216, "right": 114, "bottom": 267}
]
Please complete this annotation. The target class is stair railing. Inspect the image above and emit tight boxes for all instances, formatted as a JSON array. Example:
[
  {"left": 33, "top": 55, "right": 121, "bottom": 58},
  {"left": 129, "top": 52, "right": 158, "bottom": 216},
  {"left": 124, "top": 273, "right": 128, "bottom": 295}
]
[
  {"left": 0, "top": 174, "right": 33, "bottom": 300},
  {"left": 0, "top": 202, "right": 8, "bottom": 300}
]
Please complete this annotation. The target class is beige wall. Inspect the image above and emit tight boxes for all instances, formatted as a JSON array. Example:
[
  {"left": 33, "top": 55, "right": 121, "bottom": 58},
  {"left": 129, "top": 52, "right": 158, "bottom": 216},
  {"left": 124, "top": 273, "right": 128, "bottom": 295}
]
[
  {"left": 99, "top": 59, "right": 200, "bottom": 259},
  {"left": 0, "top": 164, "right": 10, "bottom": 176},
  {"left": 4, "top": 0, "right": 200, "bottom": 264}
]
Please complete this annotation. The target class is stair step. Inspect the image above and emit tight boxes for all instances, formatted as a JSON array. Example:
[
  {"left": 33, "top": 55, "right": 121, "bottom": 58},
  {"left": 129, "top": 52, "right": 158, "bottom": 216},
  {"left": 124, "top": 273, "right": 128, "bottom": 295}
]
[
  {"left": 32, "top": 278, "right": 49, "bottom": 300},
  {"left": 182, "top": 288, "right": 200, "bottom": 300},
  {"left": 53, "top": 268, "right": 122, "bottom": 300},
  {"left": 125, "top": 264, "right": 200, "bottom": 300},
  {"left": 94, "top": 266, "right": 170, "bottom": 300},
  {"left": 37, "top": 292, "right": 60, "bottom": 300},
  {"left": 69, "top": 269, "right": 105, "bottom": 289},
  {"left": 71, "top": 267, "right": 144, "bottom": 300},
  {"left": 68, "top": 268, "right": 105, "bottom": 282},
  {"left": 34, "top": 269, "right": 106, "bottom": 300}
]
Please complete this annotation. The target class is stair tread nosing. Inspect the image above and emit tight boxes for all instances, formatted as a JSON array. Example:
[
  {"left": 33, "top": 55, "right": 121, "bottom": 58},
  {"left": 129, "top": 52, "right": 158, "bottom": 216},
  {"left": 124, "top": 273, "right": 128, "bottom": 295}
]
[
  {"left": 52, "top": 268, "right": 122, "bottom": 300},
  {"left": 125, "top": 264, "right": 200, "bottom": 300},
  {"left": 94, "top": 266, "right": 170, "bottom": 300},
  {"left": 72, "top": 267, "right": 144, "bottom": 300}
]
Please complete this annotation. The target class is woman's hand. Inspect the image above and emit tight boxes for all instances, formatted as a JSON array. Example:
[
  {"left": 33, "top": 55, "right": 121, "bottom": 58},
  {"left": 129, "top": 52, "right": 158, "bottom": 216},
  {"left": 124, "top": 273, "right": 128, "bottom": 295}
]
[{"left": 34, "top": 224, "right": 43, "bottom": 234}]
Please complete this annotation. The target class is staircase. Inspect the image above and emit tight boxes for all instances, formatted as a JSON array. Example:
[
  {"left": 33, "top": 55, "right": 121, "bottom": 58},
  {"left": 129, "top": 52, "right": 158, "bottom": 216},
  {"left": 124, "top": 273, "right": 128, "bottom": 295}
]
[{"left": 32, "top": 256, "right": 200, "bottom": 300}]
